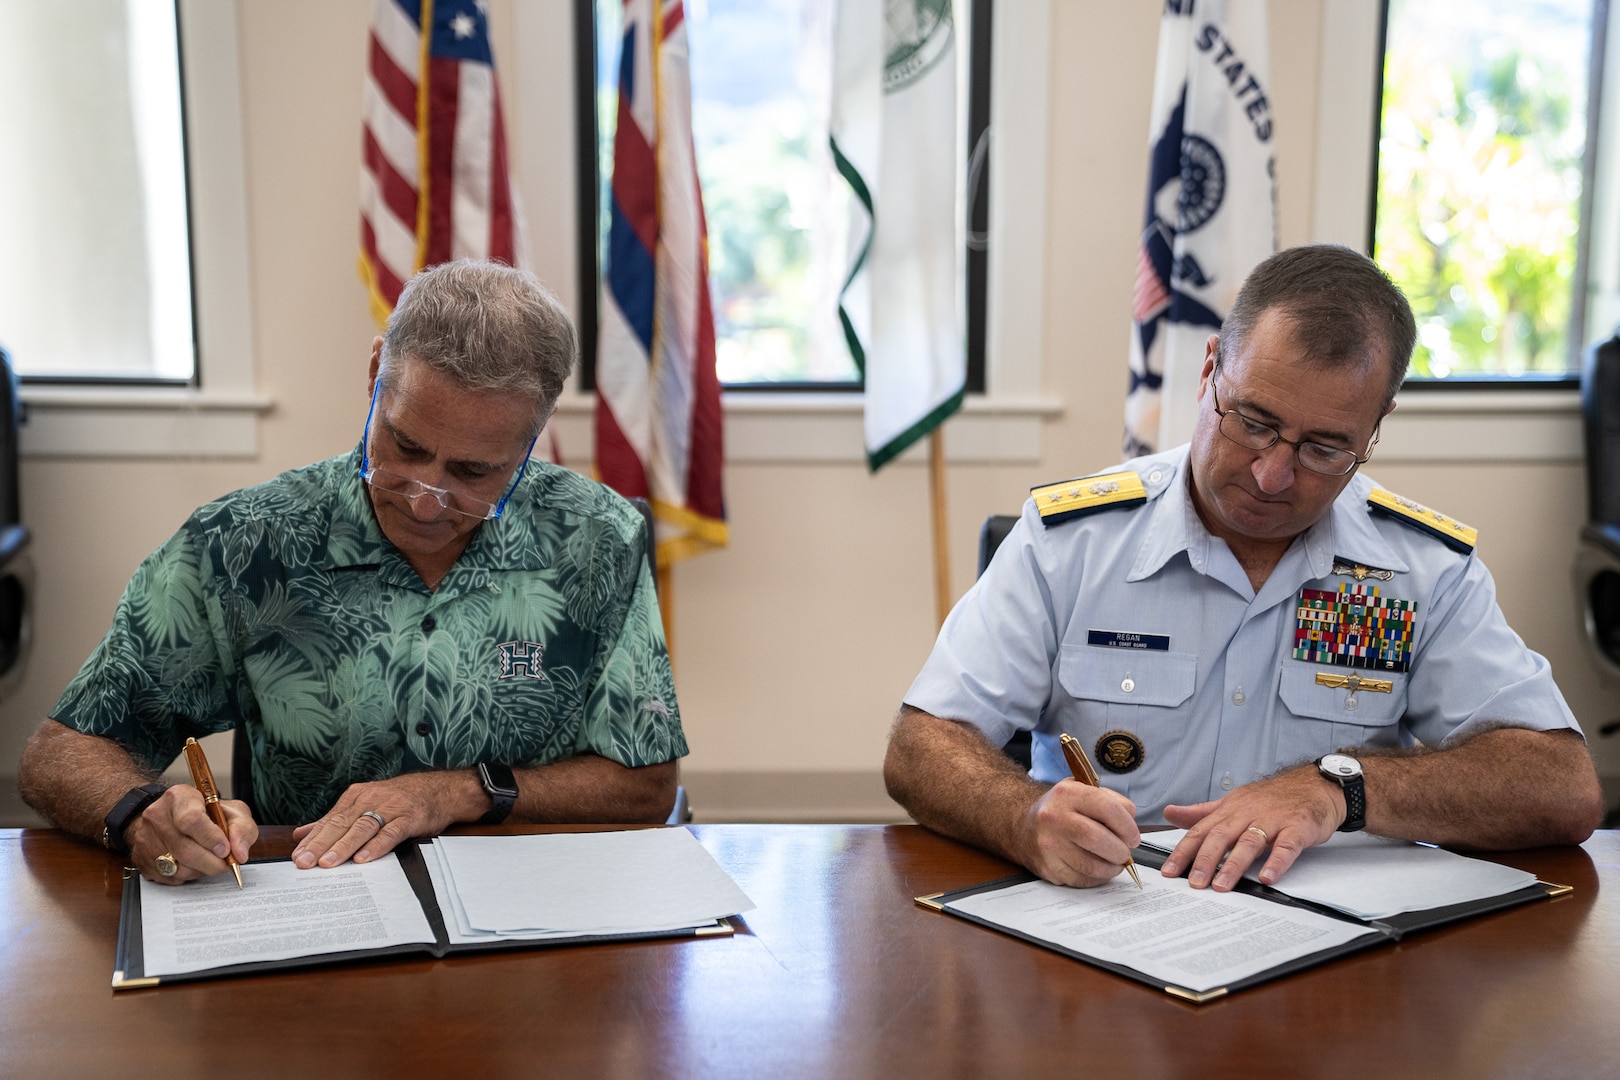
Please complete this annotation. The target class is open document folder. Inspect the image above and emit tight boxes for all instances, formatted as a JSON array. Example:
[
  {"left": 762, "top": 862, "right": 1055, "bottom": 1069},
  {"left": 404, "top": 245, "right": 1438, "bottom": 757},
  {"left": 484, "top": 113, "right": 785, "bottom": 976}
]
[
  {"left": 114, "top": 828, "right": 755, "bottom": 989},
  {"left": 917, "top": 833, "right": 1566, "bottom": 1003}
]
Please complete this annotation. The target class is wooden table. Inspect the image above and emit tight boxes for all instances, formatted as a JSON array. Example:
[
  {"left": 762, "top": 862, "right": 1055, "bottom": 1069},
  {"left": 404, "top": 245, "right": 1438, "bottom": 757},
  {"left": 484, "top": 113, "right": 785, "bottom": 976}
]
[{"left": 2, "top": 824, "right": 1615, "bottom": 1079}]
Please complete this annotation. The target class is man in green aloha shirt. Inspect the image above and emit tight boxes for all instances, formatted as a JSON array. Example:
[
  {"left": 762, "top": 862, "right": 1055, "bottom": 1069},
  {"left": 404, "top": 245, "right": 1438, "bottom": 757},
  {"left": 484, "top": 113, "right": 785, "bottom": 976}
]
[{"left": 19, "top": 261, "right": 686, "bottom": 885}]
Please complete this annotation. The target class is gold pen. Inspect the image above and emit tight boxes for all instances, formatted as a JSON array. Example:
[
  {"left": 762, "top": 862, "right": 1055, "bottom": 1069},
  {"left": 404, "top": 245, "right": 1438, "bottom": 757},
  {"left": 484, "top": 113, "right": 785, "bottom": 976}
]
[
  {"left": 183, "top": 737, "right": 244, "bottom": 889},
  {"left": 1058, "top": 733, "right": 1143, "bottom": 889}
]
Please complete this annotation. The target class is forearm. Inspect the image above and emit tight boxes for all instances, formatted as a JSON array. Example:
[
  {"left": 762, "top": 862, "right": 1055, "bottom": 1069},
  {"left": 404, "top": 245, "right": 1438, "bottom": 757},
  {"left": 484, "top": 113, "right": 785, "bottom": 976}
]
[
  {"left": 510, "top": 755, "right": 679, "bottom": 824},
  {"left": 1358, "top": 727, "right": 1602, "bottom": 849},
  {"left": 884, "top": 706, "right": 1050, "bottom": 867},
  {"left": 18, "top": 719, "right": 163, "bottom": 844}
]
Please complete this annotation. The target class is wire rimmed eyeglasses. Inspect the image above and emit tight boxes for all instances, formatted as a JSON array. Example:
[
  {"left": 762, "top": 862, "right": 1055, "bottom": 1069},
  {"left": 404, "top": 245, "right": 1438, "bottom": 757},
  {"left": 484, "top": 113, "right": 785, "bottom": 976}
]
[
  {"left": 356, "top": 381, "right": 536, "bottom": 521},
  {"left": 1209, "top": 363, "right": 1378, "bottom": 477}
]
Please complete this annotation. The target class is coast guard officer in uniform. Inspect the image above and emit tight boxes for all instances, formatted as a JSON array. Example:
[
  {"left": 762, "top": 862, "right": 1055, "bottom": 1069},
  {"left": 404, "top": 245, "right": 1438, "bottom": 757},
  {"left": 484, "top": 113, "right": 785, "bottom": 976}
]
[{"left": 885, "top": 244, "right": 1603, "bottom": 891}]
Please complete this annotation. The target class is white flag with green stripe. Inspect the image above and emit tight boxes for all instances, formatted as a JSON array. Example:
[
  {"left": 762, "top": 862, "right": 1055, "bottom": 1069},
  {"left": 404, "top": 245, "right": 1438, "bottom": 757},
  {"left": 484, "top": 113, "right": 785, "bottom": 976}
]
[{"left": 831, "top": 0, "right": 965, "bottom": 472}]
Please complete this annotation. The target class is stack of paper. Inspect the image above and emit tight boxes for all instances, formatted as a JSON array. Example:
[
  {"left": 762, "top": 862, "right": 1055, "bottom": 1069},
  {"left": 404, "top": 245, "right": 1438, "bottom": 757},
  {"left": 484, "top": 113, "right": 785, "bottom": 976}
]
[
  {"left": 1138, "top": 830, "right": 1539, "bottom": 920},
  {"left": 422, "top": 829, "right": 756, "bottom": 944}
]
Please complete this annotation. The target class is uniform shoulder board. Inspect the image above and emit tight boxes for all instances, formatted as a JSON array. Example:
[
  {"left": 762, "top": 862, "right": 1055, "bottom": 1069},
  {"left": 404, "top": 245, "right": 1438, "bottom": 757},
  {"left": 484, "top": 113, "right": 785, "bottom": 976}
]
[
  {"left": 1366, "top": 488, "right": 1477, "bottom": 554},
  {"left": 1030, "top": 470, "right": 1147, "bottom": 528}
]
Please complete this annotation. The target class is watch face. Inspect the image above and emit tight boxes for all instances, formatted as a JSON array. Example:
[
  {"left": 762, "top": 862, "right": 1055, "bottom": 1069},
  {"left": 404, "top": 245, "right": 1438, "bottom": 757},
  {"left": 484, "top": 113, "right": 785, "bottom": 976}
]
[
  {"left": 479, "top": 762, "right": 519, "bottom": 798},
  {"left": 1320, "top": 753, "right": 1361, "bottom": 779}
]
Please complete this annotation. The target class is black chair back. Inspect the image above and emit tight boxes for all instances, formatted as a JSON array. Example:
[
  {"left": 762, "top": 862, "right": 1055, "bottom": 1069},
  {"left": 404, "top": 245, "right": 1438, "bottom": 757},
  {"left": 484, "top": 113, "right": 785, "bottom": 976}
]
[
  {"left": 0, "top": 346, "right": 30, "bottom": 690},
  {"left": 978, "top": 514, "right": 1031, "bottom": 770}
]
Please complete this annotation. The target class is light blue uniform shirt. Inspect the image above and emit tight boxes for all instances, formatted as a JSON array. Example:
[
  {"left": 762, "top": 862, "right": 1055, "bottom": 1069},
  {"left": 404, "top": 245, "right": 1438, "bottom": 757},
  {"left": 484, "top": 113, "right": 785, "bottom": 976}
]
[{"left": 905, "top": 446, "right": 1583, "bottom": 824}]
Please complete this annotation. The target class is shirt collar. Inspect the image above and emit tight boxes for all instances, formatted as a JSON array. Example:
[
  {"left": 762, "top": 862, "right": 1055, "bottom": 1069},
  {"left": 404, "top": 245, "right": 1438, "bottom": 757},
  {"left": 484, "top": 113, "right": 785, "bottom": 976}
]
[
  {"left": 322, "top": 448, "right": 550, "bottom": 590},
  {"left": 1124, "top": 449, "right": 1411, "bottom": 582}
]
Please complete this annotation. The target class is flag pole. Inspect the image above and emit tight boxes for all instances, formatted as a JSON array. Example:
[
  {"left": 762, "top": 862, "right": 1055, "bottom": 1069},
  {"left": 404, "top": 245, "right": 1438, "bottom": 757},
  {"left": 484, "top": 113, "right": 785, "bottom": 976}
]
[
  {"left": 929, "top": 427, "right": 951, "bottom": 627},
  {"left": 658, "top": 565, "right": 675, "bottom": 663}
]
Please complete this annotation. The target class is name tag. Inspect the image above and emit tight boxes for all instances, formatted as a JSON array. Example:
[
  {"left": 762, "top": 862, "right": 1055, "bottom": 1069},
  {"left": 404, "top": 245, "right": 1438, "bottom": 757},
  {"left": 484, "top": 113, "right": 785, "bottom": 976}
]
[{"left": 1087, "top": 630, "right": 1169, "bottom": 651}]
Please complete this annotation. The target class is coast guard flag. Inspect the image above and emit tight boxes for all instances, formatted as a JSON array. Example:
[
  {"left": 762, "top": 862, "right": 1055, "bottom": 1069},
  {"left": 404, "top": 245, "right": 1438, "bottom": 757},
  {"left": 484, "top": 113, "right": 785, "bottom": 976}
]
[
  {"left": 1124, "top": 0, "right": 1276, "bottom": 456},
  {"left": 595, "top": 0, "right": 727, "bottom": 565},
  {"left": 832, "top": 0, "right": 965, "bottom": 472},
  {"left": 359, "top": 0, "right": 526, "bottom": 330}
]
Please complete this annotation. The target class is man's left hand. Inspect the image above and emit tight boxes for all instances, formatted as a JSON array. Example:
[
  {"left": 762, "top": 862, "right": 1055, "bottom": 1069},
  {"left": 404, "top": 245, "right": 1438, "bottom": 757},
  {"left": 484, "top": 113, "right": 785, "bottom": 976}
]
[
  {"left": 1159, "top": 765, "right": 1345, "bottom": 890},
  {"left": 290, "top": 770, "right": 481, "bottom": 869}
]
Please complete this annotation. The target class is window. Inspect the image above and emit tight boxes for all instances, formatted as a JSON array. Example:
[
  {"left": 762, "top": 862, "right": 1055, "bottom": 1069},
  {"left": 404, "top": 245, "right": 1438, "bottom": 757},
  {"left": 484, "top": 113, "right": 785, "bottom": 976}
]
[
  {"left": 575, "top": 0, "right": 990, "bottom": 393},
  {"left": 1373, "top": 0, "right": 1602, "bottom": 383},
  {"left": 0, "top": 0, "right": 195, "bottom": 384}
]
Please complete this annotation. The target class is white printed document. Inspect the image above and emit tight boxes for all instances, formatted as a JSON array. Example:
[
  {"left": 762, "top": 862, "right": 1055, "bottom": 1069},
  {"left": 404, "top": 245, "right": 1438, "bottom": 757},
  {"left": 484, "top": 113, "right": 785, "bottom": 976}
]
[
  {"left": 137, "top": 855, "right": 436, "bottom": 978},
  {"left": 946, "top": 871, "right": 1379, "bottom": 995},
  {"left": 1138, "top": 830, "right": 1540, "bottom": 920}
]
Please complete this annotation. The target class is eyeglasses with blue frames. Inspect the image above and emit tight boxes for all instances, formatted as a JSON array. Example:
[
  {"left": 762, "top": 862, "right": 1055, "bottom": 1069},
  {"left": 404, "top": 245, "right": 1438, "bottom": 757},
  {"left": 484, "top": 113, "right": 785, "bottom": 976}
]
[
  {"left": 357, "top": 381, "right": 538, "bottom": 521},
  {"left": 1209, "top": 361, "right": 1379, "bottom": 477}
]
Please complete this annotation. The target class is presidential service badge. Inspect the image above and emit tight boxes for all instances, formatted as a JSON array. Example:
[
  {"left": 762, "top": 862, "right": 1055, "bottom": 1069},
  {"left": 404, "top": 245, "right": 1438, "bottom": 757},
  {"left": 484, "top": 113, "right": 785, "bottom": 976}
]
[{"left": 1095, "top": 731, "right": 1145, "bottom": 774}]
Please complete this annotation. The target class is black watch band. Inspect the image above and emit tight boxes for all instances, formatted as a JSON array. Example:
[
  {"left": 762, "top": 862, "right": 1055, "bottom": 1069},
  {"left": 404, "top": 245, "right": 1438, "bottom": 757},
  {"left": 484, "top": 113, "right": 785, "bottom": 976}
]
[
  {"left": 477, "top": 763, "right": 518, "bottom": 825},
  {"left": 102, "top": 783, "right": 167, "bottom": 854},
  {"left": 1317, "top": 754, "right": 1366, "bottom": 833}
]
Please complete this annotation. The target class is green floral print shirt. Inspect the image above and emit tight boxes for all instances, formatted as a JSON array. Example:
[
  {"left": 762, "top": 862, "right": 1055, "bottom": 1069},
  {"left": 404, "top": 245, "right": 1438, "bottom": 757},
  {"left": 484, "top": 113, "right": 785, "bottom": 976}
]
[{"left": 52, "top": 451, "right": 686, "bottom": 825}]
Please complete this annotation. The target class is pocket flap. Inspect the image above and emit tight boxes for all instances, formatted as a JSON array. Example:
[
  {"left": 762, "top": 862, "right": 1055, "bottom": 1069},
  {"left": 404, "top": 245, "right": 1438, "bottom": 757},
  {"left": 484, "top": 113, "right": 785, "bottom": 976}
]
[
  {"left": 1278, "top": 664, "right": 1403, "bottom": 725},
  {"left": 1058, "top": 645, "right": 1197, "bottom": 707}
]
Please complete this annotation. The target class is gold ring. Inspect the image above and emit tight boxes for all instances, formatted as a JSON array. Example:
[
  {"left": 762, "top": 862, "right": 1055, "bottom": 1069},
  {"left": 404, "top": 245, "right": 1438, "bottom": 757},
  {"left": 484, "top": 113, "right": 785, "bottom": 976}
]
[
  {"left": 1245, "top": 826, "right": 1270, "bottom": 845},
  {"left": 155, "top": 852, "right": 179, "bottom": 877}
]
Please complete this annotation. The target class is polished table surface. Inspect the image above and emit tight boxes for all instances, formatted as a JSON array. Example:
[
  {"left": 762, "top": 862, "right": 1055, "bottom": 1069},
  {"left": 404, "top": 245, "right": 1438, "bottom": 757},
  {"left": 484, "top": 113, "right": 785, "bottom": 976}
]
[{"left": 2, "top": 824, "right": 1616, "bottom": 1080}]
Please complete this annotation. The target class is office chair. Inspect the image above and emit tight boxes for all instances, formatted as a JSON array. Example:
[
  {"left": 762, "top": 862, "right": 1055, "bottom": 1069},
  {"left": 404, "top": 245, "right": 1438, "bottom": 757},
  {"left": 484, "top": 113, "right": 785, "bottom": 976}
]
[
  {"left": 978, "top": 514, "right": 1032, "bottom": 770},
  {"left": 0, "top": 346, "right": 32, "bottom": 704},
  {"left": 1572, "top": 331, "right": 1620, "bottom": 825},
  {"left": 229, "top": 496, "right": 693, "bottom": 824}
]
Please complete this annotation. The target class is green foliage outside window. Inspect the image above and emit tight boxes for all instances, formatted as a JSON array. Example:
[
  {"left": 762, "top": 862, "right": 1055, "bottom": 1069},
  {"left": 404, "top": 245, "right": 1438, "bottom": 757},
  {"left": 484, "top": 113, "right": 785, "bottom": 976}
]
[{"left": 1374, "top": 0, "right": 1590, "bottom": 379}]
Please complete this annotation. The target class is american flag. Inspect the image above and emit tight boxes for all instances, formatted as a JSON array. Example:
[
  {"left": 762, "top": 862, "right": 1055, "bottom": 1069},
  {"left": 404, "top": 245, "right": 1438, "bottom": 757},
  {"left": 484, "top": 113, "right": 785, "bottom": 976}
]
[
  {"left": 595, "top": 0, "right": 726, "bottom": 565},
  {"left": 358, "top": 0, "right": 526, "bottom": 328}
]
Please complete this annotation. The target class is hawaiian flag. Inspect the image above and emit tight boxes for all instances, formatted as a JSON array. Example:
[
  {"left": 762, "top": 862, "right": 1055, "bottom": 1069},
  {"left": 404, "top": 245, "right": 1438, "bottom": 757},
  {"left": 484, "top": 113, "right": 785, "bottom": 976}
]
[
  {"left": 358, "top": 0, "right": 526, "bottom": 328},
  {"left": 595, "top": 0, "right": 727, "bottom": 565}
]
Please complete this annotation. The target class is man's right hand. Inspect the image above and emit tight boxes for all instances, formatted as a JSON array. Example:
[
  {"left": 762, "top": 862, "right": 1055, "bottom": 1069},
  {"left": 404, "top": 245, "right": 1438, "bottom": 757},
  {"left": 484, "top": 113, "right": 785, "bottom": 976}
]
[
  {"left": 126, "top": 786, "right": 258, "bottom": 886},
  {"left": 1016, "top": 778, "right": 1141, "bottom": 888}
]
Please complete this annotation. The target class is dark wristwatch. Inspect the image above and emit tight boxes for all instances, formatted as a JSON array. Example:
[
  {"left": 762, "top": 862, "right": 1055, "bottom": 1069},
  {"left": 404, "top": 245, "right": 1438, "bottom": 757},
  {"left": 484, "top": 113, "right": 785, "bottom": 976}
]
[
  {"left": 102, "top": 783, "right": 167, "bottom": 853},
  {"left": 477, "top": 763, "right": 518, "bottom": 825},
  {"left": 1317, "top": 754, "right": 1366, "bottom": 832}
]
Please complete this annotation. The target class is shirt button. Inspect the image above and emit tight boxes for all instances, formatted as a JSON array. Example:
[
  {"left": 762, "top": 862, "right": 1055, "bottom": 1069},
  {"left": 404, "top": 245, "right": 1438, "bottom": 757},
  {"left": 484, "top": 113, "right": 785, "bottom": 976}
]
[
  {"left": 1120, "top": 676, "right": 1135, "bottom": 693},
  {"left": 421, "top": 615, "right": 436, "bottom": 633},
  {"left": 1147, "top": 469, "right": 1163, "bottom": 485},
  {"left": 1231, "top": 690, "right": 1246, "bottom": 706},
  {"left": 415, "top": 721, "right": 432, "bottom": 736},
  {"left": 1220, "top": 774, "right": 1234, "bottom": 791}
]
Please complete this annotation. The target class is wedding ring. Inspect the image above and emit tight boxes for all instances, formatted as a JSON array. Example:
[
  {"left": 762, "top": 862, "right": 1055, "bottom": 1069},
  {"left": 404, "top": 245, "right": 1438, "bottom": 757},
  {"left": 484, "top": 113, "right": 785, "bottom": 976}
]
[
  {"left": 1245, "top": 826, "right": 1270, "bottom": 845},
  {"left": 361, "top": 810, "right": 387, "bottom": 829},
  {"left": 155, "top": 852, "right": 179, "bottom": 877}
]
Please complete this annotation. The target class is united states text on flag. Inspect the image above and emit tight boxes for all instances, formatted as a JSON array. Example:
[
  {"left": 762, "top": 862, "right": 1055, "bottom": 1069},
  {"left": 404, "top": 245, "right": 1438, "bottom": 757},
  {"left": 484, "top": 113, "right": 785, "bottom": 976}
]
[
  {"left": 1124, "top": 0, "right": 1276, "bottom": 456},
  {"left": 595, "top": 0, "right": 727, "bottom": 565},
  {"left": 359, "top": 0, "right": 527, "bottom": 329}
]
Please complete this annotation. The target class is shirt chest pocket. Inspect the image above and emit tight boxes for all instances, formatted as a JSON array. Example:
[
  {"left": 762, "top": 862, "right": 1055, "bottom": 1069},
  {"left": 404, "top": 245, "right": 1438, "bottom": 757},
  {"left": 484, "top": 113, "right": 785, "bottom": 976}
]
[
  {"left": 1275, "top": 664, "right": 1407, "bottom": 763},
  {"left": 1055, "top": 646, "right": 1196, "bottom": 802}
]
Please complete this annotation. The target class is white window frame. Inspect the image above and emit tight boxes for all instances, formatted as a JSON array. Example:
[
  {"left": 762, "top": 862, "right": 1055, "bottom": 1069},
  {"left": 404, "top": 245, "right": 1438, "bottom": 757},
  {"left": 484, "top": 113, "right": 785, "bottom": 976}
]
[
  {"left": 513, "top": 0, "right": 1062, "bottom": 467},
  {"left": 18, "top": 0, "right": 267, "bottom": 460},
  {"left": 1310, "top": 0, "right": 1609, "bottom": 466}
]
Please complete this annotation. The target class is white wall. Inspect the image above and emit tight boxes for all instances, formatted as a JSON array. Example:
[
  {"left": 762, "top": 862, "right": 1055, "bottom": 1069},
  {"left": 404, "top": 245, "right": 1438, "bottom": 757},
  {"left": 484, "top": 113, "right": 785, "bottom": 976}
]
[{"left": 4, "top": 0, "right": 1614, "bottom": 823}]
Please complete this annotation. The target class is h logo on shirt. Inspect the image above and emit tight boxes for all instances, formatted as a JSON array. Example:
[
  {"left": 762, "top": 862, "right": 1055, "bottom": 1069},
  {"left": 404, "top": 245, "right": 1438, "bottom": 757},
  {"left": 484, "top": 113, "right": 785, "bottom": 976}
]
[{"left": 496, "top": 640, "right": 546, "bottom": 681}]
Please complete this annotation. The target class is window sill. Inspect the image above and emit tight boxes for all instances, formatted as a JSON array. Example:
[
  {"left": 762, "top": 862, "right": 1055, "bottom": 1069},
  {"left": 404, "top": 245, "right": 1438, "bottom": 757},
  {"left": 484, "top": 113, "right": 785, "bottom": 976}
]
[
  {"left": 1375, "top": 388, "right": 1581, "bottom": 464},
  {"left": 545, "top": 391, "right": 1065, "bottom": 465},
  {"left": 19, "top": 387, "right": 272, "bottom": 459}
]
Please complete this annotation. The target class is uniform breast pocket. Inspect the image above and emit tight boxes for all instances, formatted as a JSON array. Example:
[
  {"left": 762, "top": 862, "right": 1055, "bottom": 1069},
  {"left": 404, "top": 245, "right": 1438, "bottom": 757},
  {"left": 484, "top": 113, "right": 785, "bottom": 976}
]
[
  {"left": 1275, "top": 664, "right": 1407, "bottom": 765},
  {"left": 1055, "top": 645, "right": 1196, "bottom": 803}
]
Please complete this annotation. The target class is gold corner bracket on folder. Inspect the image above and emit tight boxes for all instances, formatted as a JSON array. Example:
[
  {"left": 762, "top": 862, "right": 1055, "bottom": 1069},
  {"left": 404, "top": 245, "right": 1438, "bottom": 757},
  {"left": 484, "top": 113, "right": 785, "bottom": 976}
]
[{"left": 914, "top": 893, "right": 948, "bottom": 912}]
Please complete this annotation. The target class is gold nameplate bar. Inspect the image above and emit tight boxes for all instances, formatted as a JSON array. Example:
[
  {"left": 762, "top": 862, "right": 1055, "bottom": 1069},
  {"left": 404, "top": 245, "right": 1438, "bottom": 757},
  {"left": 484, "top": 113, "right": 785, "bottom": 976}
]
[{"left": 1314, "top": 672, "right": 1393, "bottom": 694}]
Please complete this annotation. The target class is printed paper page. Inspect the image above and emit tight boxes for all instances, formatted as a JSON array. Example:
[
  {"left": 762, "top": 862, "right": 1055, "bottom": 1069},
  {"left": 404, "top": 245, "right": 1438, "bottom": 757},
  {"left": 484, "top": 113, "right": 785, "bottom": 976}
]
[
  {"left": 138, "top": 855, "right": 436, "bottom": 977},
  {"left": 948, "top": 873, "right": 1377, "bottom": 994},
  {"left": 1139, "top": 830, "right": 1538, "bottom": 919}
]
